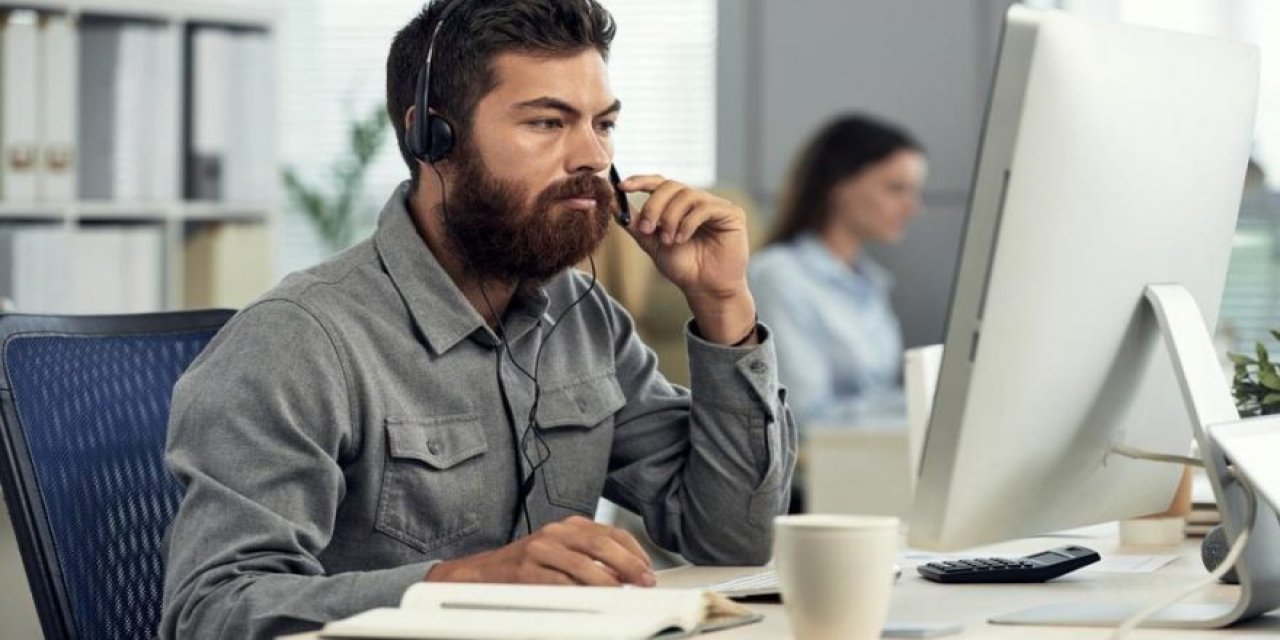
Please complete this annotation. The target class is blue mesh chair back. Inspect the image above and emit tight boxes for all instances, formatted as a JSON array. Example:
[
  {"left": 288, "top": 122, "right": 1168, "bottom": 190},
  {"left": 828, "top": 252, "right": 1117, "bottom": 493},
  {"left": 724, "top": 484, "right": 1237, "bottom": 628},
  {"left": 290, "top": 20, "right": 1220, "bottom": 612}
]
[{"left": 0, "top": 311, "right": 234, "bottom": 640}]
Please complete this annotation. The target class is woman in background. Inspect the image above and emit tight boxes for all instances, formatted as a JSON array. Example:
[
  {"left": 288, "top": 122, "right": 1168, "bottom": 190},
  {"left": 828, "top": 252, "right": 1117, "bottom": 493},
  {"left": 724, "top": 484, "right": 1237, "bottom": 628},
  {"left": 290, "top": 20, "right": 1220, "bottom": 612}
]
[{"left": 750, "top": 114, "right": 926, "bottom": 431}]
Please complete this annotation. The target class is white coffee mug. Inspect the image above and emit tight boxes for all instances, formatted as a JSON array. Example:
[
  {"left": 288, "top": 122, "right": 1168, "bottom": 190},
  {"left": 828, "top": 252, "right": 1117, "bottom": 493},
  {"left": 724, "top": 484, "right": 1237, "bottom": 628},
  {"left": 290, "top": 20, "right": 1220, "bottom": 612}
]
[{"left": 774, "top": 514, "right": 899, "bottom": 640}]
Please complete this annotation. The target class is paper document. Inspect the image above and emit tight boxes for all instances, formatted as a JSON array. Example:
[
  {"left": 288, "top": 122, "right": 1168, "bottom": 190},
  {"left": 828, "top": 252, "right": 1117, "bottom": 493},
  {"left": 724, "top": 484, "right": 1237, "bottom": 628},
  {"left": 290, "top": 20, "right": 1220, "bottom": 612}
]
[
  {"left": 1078, "top": 554, "right": 1177, "bottom": 574},
  {"left": 320, "top": 583, "right": 762, "bottom": 639}
]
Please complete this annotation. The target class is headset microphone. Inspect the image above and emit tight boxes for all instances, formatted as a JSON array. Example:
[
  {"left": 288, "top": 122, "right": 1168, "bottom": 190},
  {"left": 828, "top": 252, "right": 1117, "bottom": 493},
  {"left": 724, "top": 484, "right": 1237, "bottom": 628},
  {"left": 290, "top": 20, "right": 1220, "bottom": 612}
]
[{"left": 609, "top": 164, "right": 631, "bottom": 227}]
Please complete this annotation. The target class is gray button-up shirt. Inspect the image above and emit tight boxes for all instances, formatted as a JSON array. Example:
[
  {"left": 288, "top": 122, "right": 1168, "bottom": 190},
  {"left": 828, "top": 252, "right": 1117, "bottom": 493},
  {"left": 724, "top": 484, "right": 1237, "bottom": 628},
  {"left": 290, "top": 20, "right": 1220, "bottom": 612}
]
[{"left": 160, "top": 183, "right": 797, "bottom": 639}]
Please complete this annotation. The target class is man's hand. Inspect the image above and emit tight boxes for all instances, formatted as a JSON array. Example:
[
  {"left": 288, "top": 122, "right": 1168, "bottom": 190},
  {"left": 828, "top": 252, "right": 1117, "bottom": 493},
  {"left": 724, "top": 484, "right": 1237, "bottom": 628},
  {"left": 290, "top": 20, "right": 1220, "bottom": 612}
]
[
  {"left": 620, "top": 175, "right": 756, "bottom": 345},
  {"left": 425, "top": 515, "right": 657, "bottom": 587}
]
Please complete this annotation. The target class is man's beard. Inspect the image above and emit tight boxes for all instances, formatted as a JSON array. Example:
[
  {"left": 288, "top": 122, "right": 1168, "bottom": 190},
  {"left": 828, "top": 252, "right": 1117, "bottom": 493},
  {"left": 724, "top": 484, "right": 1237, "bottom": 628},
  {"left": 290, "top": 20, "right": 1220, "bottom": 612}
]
[{"left": 440, "top": 143, "right": 614, "bottom": 284}]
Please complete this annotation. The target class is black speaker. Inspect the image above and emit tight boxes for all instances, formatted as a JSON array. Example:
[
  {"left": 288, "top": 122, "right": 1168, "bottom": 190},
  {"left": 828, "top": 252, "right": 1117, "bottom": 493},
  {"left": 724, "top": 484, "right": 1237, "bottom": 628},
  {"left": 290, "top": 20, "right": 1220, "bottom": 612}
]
[{"left": 1200, "top": 524, "right": 1241, "bottom": 584}]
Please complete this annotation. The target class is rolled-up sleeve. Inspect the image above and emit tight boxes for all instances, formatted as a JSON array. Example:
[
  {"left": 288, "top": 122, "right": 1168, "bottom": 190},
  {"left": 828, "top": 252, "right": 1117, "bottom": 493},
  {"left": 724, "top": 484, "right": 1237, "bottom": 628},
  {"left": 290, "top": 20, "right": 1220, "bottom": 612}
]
[
  {"left": 600, "top": 292, "right": 797, "bottom": 565},
  {"left": 160, "top": 300, "right": 432, "bottom": 639}
]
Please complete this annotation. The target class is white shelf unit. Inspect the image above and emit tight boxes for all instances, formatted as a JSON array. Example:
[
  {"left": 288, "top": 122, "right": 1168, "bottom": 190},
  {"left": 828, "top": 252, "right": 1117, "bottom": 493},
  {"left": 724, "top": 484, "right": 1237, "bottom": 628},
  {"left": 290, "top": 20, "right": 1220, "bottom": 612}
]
[{"left": 0, "top": 0, "right": 279, "bottom": 312}]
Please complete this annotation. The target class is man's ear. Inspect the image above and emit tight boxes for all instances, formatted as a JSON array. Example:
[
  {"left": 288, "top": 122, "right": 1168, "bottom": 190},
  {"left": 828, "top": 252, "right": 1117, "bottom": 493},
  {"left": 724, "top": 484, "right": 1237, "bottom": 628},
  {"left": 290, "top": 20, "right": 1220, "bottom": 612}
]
[{"left": 403, "top": 106, "right": 417, "bottom": 138}]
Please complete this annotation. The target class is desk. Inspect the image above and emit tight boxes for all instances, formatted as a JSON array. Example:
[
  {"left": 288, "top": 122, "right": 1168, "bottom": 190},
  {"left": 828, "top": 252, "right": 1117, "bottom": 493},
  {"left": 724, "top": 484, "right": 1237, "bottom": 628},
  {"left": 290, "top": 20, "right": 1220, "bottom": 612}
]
[
  {"left": 281, "top": 525, "right": 1280, "bottom": 639},
  {"left": 662, "top": 524, "right": 1280, "bottom": 638}
]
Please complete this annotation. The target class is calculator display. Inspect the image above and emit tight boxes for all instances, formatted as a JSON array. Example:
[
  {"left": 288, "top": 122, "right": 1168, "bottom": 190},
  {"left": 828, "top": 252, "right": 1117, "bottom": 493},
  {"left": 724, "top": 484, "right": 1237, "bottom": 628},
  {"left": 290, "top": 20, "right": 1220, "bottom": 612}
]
[{"left": 1028, "top": 552, "right": 1066, "bottom": 562}]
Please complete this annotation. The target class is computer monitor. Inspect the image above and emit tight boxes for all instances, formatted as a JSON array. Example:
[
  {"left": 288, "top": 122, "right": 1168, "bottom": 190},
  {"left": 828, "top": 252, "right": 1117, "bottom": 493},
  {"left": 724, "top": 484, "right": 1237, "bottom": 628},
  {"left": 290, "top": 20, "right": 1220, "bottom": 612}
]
[{"left": 910, "top": 5, "right": 1258, "bottom": 552}]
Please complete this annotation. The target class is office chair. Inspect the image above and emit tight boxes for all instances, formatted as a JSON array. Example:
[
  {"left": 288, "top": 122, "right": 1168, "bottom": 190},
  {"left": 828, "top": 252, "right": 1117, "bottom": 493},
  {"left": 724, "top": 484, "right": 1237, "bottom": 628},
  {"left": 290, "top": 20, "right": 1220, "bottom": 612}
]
[{"left": 0, "top": 310, "right": 234, "bottom": 640}]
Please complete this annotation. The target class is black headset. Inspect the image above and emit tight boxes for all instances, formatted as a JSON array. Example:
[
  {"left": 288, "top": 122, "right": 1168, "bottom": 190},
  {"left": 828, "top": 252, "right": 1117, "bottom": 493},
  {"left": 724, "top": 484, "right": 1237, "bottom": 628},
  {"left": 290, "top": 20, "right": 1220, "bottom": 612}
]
[
  {"left": 408, "top": 0, "right": 460, "bottom": 164},
  {"left": 410, "top": 0, "right": 616, "bottom": 541}
]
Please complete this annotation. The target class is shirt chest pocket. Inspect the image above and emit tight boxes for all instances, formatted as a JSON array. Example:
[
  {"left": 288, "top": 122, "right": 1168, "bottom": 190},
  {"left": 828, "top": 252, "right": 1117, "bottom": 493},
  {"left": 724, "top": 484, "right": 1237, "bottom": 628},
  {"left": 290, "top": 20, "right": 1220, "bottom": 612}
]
[
  {"left": 375, "top": 414, "right": 488, "bottom": 554},
  {"left": 536, "top": 371, "right": 626, "bottom": 515}
]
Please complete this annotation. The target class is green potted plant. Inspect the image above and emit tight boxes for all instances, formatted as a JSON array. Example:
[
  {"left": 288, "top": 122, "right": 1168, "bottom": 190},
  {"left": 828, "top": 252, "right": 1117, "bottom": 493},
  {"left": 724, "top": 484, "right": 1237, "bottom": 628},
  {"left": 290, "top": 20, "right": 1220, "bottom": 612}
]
[
  {"left": 1228, "top": 330, "right": 1280, "bottom": 417},
  {"left": 282, "top": 103, "right": 389, "bottom": 254}
]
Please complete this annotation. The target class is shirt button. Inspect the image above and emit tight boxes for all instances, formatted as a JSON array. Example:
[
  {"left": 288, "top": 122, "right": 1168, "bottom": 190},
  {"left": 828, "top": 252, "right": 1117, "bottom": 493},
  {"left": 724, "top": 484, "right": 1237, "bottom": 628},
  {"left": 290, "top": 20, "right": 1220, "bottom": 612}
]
[
  {"left": 749, "top": 360, "right": 767, "bottom": 374},
  {"left": 427, "top": 439, "right": 442, "bottom": 455}
]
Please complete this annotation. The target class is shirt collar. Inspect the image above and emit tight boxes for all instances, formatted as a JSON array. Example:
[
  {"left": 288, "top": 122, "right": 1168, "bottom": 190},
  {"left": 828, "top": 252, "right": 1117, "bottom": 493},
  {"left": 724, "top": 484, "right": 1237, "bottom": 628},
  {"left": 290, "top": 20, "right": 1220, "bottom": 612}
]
[
  {"left": 794, "top": 232, "right": 895, "bottom": 290},
  {"left": 373, "top": 181, "right": 551, "bottom": 355}
]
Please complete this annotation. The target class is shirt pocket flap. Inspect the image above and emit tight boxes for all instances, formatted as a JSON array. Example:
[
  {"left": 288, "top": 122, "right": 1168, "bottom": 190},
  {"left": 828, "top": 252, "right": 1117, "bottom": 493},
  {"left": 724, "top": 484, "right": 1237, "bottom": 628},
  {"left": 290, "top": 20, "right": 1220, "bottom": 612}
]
[
  {"left": 536, "top": 371, "right": 626, "bottom": 428},
  {"left": 385, "top": 414, "right": 488, "bottom": 469}
]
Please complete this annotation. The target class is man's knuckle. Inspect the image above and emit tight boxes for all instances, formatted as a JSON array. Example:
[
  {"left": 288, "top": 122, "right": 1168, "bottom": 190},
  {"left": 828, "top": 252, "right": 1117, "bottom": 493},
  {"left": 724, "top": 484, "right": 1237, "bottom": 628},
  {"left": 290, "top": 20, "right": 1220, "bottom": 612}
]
[
  {"left": 587, "top": 535, "right": 611, "bottom": 555},
  {"left": 526, "top": 538, "right": 552, "bottom": 558}
]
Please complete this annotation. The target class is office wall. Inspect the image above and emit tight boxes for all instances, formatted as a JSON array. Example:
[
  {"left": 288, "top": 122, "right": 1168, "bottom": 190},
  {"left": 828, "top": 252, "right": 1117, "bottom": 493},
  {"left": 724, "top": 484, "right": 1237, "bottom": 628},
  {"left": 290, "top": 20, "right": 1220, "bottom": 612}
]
[{"left": 719, "top": 0, "right": 1013, "bottom": 347}]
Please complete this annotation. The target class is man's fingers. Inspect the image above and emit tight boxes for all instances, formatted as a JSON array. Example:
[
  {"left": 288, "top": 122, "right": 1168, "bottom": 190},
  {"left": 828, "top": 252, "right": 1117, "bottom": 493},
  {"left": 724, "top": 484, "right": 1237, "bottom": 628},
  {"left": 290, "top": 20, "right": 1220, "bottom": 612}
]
[
  {"left": 514, "top": 563, "right": 577, "bottom": 586},
  {"left": 563, "top": 517, "right": 650, "bottom": 568},
  {"left": 568, "top": 533, "right": 655, "bottom": 587},
  {"left": 619, "top": 174, "right": 667, "bottom": 193},
  {"left": 673, "top": 203, "right": 722, "bottom": 244},
  {"left": 608, "top": 527, "right": 654, "bottom": 570},
  {"left": 655, "top": 188, "right": 702, "bottom": 244},
  {"left": 545, "top": 552, "right": 624, "bottom": 586},
  {"left": 526, "top": 528, "right": 622, "bottom": 586},
  {"left": 635, "top": 180, "right": 686, "bottom": 236}
]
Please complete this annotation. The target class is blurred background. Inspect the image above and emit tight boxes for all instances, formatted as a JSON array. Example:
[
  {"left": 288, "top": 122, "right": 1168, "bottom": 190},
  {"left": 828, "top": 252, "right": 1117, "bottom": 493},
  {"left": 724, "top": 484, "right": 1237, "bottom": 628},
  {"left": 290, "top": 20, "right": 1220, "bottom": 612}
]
[{"left": 0, "top": 0, "right": 1276, "bottom": 364}]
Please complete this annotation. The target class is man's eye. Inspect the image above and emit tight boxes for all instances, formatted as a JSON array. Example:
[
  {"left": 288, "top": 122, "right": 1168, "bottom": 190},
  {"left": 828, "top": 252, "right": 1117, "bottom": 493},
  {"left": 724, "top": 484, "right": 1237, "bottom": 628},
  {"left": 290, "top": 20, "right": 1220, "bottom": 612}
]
[
  {"left": 598, "top": 120, "right": 617, "bottom": 133},
  {"left": 531, "top": 118, "right": 563, "bottom": 129}
]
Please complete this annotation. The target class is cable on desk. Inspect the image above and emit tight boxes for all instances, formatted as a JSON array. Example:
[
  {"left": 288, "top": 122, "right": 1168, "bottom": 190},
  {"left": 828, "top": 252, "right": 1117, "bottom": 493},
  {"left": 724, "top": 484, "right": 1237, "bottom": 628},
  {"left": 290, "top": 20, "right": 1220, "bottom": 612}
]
[
  {"left": 1108, "top": 466, "right": 1257, "bottom": 639},
  {"left": 1109, "top": 443, "right": 1204, "bottom": 468}
]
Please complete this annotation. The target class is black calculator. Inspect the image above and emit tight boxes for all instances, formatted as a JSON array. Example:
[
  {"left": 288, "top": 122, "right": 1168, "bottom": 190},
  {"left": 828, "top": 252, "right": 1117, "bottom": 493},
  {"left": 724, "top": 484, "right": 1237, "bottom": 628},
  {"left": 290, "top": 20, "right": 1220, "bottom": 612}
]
[{"left": 917, "top": 545, "right": 1101, "bottom": 584}]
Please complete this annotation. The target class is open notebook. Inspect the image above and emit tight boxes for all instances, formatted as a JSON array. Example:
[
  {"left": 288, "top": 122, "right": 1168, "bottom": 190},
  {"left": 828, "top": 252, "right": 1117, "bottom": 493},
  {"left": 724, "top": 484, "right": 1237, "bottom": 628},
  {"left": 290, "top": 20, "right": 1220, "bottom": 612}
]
[{"left": 319, "top": 582, "right": 763, "bottom": 639}]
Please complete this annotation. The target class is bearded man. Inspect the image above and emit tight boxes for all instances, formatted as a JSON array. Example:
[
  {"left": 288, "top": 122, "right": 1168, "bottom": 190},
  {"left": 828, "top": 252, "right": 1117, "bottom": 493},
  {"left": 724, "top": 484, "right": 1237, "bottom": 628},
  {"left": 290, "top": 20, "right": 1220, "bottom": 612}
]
[{"left": 160, "top": 1, "right": 795, "bottom": 637}]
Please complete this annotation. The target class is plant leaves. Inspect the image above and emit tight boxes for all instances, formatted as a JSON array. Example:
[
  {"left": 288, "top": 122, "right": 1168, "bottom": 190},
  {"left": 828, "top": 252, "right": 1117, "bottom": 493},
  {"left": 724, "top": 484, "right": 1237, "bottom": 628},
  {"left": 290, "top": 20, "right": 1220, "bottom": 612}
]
[
  {"left": 280, "top": 102, "right": 389, "bottom": 253},
  {"left": 1229, "top": 353, "right": 1256, "bottom": 365},
  {"left": 1259, "top": 369, "right": 1280, "bottom": 391}
]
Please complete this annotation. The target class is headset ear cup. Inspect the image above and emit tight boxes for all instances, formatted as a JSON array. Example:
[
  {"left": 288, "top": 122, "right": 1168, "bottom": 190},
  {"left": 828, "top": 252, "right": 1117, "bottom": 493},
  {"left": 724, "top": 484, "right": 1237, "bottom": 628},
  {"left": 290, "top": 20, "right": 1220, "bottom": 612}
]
[
  {"left": 426, "top": 115, "right": 455, "bottom": 162},
  {"left": 409, "top": 119, "right": 427, "bottom": 161}
]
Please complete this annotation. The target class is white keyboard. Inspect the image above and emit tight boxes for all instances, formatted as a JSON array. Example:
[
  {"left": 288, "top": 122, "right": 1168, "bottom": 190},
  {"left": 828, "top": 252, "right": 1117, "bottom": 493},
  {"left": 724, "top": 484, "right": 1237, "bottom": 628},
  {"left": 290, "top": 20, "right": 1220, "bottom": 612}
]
[
  {"left": 704, "top": 564, "right": 904, "bottom": 599},
  {"left": 703, "top": 570, "right": 782, "bottom": 598}
]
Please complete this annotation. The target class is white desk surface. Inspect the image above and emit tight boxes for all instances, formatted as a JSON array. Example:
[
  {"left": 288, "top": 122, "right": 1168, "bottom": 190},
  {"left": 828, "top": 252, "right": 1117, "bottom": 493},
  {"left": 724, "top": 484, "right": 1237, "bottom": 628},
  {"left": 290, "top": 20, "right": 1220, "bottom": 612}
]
[
  {"left": 282, "top": 524, "right": 1280, "bottom": 639},
  {"left": 662, "top": 524, "right": 1280, "bottom": 639}
]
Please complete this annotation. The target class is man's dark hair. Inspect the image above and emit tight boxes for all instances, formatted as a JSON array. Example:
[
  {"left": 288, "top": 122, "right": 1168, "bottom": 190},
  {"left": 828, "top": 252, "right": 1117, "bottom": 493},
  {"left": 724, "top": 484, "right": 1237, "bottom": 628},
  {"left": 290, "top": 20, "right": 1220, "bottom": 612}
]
[
  {"left": 767, "top": 114, "right": 925, "bottom": 247},
  {"left": 386, "top": 0, "right": 617, "bottom": 188}
]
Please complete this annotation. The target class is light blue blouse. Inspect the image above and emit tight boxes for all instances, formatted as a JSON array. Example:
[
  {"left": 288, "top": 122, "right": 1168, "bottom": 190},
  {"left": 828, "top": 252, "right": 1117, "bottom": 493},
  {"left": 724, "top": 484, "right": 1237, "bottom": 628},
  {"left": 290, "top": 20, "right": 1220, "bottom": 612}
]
[{"left": 749, "top": 233, "right": 905, "bottom": 430}]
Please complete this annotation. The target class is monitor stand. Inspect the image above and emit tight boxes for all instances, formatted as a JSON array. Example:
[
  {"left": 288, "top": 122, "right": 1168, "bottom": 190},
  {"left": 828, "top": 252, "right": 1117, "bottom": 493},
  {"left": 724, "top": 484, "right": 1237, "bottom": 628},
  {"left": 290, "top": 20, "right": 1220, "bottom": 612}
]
[{"left": 990, "top": 284, "right": 1280, "bottom": 629}]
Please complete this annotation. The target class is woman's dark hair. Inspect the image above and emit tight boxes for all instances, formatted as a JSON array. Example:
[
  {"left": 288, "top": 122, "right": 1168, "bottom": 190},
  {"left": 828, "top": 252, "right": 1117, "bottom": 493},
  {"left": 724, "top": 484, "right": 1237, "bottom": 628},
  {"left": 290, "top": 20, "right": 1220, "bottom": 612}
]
[
  {"left": 386, "top": 0, "right": 616, "bottom": 186},
  {"left": 767, "top": 114, "right": 923, "bottom": 246}
]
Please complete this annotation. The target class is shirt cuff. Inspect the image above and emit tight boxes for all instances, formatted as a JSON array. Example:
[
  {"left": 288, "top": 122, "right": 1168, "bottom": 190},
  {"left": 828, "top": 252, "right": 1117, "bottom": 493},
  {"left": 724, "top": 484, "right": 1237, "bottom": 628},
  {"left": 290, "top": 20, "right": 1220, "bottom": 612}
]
[
  {"left": 347, "top": 560, "right": 437, "bottom": 612},
  {"left": 685, "top": 320, "right": 780, "bottom": 417}
]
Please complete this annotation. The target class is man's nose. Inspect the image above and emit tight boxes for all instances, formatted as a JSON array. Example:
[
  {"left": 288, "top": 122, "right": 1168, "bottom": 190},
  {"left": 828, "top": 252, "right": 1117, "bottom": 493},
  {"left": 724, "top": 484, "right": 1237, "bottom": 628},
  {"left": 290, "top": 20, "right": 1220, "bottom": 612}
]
[{"left": 567, "top": 125, "right": 611, "bottom": 175}]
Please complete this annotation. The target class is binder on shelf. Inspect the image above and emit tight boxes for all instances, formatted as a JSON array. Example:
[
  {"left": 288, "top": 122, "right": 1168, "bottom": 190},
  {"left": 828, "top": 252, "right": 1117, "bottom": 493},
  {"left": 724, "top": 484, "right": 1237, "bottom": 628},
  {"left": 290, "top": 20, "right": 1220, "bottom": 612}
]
[
  {"left": 184, "top": 222, "right": 272, "bottom": 308},
  {"left": 77, "top": 18, "right": 120, "bottom": 200},
  {"left": 188, "top": 27, "right": 232, "bottom": 200},
  {"left": 67, "top": 225, "right": 164, "bottom": 314},
  {"left": 37, "top": 15, "right": 76, "bottom": 203},
  {"left": 230, "top": 31, "right": 275, "bottom": 203},
  {"left": 189, "top": 28, "right": 275, "bottom": 203},
  {"left": 11, "top": 226, "right": 71, "bottom": 313},
  {"left": 112, "top": 23, "right": 147, "bottom": 202},
  {"left": 121, "top": 225, "right": 164, "bottom": 312},
  {"left": 2, "top": 13, "right": 40, "bottom": 203},
  {"left": 68, "top": 227, "right": 124, "bottom": 313},
  {"left": 78, "top": 19, "right": 175, "bottom": 203},
  {"left": 0, "top": 229, "right": 14, "bottom": 309},
  {"left": 152, "top": 25, "right": 181, "bottom": 202}
]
